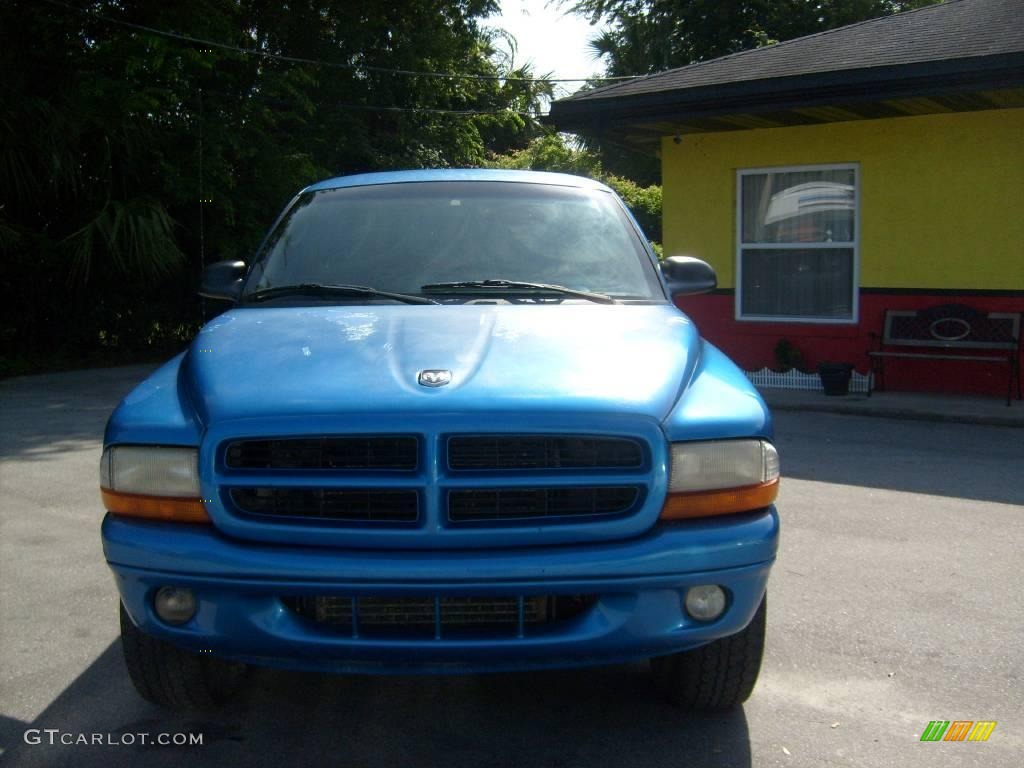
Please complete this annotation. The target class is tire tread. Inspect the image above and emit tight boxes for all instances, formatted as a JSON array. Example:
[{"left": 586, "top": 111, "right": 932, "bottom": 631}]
[
  {"left": 119, "top": 603, "right": 245, "bottom": 709},
  {"left": 651, "top": 593, "right": 767, "bottom": 711}
]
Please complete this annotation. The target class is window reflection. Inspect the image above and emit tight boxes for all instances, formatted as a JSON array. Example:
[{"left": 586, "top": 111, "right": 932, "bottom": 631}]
[
  {"left": 742, "top": 170, "right": 855, "bottom": 244},
  {"left": 738, "top": 166, "right": 858, "bottom": 321}
]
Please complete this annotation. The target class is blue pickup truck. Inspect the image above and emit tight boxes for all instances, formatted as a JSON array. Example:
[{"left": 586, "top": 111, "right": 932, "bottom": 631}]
[{"left": 100, "top": 169, "right": 779, "bottom": 710}]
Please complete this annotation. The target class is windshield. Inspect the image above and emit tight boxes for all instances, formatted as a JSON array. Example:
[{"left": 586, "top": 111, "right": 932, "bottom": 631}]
[{"left": 244, "top": 181, "right": 664, "bottom": 302}]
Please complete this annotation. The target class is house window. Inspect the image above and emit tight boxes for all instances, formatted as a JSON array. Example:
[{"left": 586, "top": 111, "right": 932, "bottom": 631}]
[{"left": 737, "top": 164, "right": 858, "bottom": 323}]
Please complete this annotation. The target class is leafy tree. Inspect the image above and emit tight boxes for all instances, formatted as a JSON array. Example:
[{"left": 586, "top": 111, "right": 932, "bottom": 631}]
[
  {"left": 487, "top": 133, "right": 662, "bottom": 243},
  {"left": 604, "top": 174, "right": 661, "bottom": 244},
  {"left": 568, "top": 0, "right": 943, "bottom": 76},
  {"left": 488, "top": 133, "right": 602, "bottom": 176},
  {"left": 0, "top": 0, "right": 551, "bottom": 372}
]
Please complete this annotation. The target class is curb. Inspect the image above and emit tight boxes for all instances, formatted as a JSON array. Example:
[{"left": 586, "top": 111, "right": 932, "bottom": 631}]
[{"left": 763, "top": 397, "right": 1024, "bottom": 429}]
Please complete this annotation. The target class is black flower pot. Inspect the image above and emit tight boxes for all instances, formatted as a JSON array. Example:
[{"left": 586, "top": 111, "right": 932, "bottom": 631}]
[{"left": 818, "top": 362, "right": 854, "bottom": 396}]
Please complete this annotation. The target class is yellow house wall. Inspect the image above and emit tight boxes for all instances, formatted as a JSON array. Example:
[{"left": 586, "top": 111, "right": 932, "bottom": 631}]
[{"left": 661, "top": 108, "right": 1024, "bottom": 291}]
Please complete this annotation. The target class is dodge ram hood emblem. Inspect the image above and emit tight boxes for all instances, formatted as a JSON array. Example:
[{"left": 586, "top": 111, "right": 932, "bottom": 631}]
[{"left": 418, "top": 369, "right": 452, "bottom": 387}]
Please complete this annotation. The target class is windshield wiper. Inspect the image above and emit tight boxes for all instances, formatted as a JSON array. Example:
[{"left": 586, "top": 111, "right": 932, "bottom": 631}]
[
  {"left": 420, "top": 279, "right": 616, "bottom": 305},
  {"left": 244, "top": 283, "right": 439, "bottom": 305}
]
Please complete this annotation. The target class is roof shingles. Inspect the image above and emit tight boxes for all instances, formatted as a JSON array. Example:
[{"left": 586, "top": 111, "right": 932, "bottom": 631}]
[{"left": 563, "top": 0, "right": 1024, "bottom": 103}]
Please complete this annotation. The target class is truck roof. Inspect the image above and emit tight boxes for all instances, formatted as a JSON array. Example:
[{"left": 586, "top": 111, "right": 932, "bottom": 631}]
[{"left": 303, "top": 168, "right": 611, "bottom": 193}]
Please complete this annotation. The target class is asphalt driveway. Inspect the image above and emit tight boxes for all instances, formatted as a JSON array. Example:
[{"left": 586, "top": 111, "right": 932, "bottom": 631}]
[{"left": 1, "top": 366, "right": 1021, "bottom": 767}]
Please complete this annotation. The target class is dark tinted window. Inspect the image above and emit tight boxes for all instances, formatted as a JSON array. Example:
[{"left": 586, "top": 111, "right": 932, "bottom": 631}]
[{"left": 246, "top": 181, "right": 662, "bottom": 300}]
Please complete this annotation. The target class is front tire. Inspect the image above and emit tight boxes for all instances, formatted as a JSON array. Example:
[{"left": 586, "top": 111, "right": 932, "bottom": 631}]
[
  {"left": 119, "top": 603, "right": 247, "bottom": 709},
  {"left": 651, "top": 592, "right": 766, "bottom": 710}
]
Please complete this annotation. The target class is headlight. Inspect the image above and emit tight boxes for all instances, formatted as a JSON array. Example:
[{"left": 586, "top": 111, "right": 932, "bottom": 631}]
[
  {"left": 661, "top": 439, "right": 779, "bottom": 520},
  {"left": 101, "top": 446, "right": 200, "bottom": 496},
  {"left": 100, "top": 446, "right": 208, "bottom": 523},
  {"left": 669, "top": 439, "right": 779, "bottom": 492}
]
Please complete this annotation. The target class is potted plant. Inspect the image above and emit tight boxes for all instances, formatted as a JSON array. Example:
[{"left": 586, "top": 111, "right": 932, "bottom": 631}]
[
  {"left": 818, "top": 361, "right": 855, "bottom": 396},
  {"left": 773, "top": 339, "right": 806, "bottom": 373}
]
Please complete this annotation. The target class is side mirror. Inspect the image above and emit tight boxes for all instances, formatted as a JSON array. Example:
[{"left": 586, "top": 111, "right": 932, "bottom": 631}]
[
  {"left": 660, "top": 256, "right": 717, "bottom": 297},
  {"left": 199, "top": 260, "right": 246, "bottom": 302}
]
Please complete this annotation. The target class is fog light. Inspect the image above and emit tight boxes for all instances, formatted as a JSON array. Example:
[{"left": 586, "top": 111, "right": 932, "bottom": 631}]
[
  {"left": 684, "top": 585, "right": 726, "bottom": 621},
  {"left": 154, "top": 587, "right": 196, "bottom": 625}
]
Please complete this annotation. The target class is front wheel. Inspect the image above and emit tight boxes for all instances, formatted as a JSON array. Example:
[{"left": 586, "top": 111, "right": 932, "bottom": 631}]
[
  {"left": 650, "top": 592, "right": 766, "bottom": 710},
  {"left": 119, "top": 603, "right": 247, "bottom": 709}
]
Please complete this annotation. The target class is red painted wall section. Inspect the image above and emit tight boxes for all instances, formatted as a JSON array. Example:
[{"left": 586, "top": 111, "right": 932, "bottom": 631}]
[{"left": 677, "top": 292, "right": 1024, "bottom": 398}]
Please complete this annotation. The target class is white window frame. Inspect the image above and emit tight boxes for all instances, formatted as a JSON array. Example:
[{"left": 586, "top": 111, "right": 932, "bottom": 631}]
[{"left": 735, "top": 163, "right": 860, "bottom": 324}]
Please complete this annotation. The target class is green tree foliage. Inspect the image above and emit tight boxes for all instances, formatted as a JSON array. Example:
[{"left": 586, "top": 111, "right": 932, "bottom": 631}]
[
  {"left": 604, "top": 175, "right": 661, "bottom": 245},
  {"left": 487, "top": 133, "right": 662, "bottom": 244},
  {"left": 488, "top": 133, "right": 602, "bottom": 176},
  {"left": 568, "top": 0, "right": 943, "bottom": 76},
  {"left": 0, "top": 0, "right": 550, "bottom": 372}
]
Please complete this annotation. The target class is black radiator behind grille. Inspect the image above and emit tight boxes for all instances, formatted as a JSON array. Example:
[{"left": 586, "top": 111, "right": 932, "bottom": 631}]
[
  {"left": 448, "top": 486, "right": 640, "bottom": 522},
  {"left": 319, "top": 596, "right": 532, "bottom": 627},
  {"left": 287, "top": 594, "right": 596, "bottom": 637},
  {"left": 226, "top": 437, "right": 418, "bottom": 470},
  {"left": 448, "top": 435, "right": 643, "bottom": 470},
  {"left": 230, "top": 488, "right": 418, "bottom": 522}
]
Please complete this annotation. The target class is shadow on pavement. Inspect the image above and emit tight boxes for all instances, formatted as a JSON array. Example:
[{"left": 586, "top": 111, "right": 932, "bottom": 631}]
[
  {"left": 774, "top": 410, "right": 1024, "bottom": 506},
  {"left": 1, "top": 642, "right": 752, "bottom": 768},
  {"left": 0, "top": 366, "right": 156, "bottom": 461}
]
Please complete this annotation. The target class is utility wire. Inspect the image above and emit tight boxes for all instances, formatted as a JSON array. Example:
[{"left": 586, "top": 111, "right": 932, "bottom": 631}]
[
  {"left": 177, "top": 81, "right": 550, "bottom": 117},
  {"left": 13, "top": 58, "right": 552, "bottom": 117},
  {"left": 41, "top": 0, "right": 643, "bottom": 84},
  {"left": 315, "top": 102, "right": 546, "bottom": 117}
]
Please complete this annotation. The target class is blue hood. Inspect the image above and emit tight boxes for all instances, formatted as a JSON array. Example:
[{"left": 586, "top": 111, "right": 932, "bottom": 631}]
[{"left": 183, "top": 304, "right": 700, "bottom": 426}]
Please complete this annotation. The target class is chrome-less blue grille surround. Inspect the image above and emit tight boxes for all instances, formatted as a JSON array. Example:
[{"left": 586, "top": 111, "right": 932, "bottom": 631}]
[{"left": 204, "top": 415, "right": 666, "bottom": 550}]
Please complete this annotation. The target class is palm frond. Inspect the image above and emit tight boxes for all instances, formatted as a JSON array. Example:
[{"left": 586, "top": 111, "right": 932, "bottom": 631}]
[{"left": 64, "top": 199, "right": 184, "bottom": 285}]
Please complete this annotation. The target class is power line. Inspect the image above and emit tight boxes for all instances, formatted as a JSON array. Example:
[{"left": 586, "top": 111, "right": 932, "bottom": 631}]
[
  {"left": 19, "top": 38, "right": 552, "bottom": 118},
  {"left": 42, "top": 0, "right": 642, "bottom": 84},
  {"left": 184, "top": 82, "right": 550, "bottom": 118},
  {"left": 16, "top": 57, "right": 552, "bottom": 116},
  {"left": 335, "top": 102, "right": 547, "bottom": 117}
]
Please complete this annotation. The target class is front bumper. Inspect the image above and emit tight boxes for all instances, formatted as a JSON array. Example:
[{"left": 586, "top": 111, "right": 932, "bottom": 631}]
[{"left": 103, "top": 507, "right": 778, "bottom": 674}]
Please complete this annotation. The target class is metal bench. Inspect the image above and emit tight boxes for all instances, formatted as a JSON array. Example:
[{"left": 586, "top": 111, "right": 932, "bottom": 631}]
[{"left": 868, "top": 304, "right": 1022, "bottom": 405}]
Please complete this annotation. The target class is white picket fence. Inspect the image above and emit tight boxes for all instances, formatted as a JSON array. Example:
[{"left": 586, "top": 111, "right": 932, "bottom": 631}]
[{"left": 745, "top": 367, "right": 873, "bottom": 394}]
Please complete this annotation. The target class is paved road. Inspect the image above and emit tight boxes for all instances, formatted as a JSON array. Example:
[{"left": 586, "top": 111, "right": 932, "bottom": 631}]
[{"left": 1, "top": 366, "right": 1021, "bottom": 767}]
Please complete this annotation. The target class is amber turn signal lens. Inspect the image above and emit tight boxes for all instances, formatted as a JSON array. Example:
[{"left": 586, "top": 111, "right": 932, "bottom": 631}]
[
  {"left": 101, "top": 488, "right": 210, "bottom": 523},
  {"left": 659, "top": 478, "right": 779, "bottom": 520}
]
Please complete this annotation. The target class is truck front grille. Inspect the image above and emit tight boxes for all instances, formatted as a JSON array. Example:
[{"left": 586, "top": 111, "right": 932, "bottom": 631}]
[
  {"left": 226, "top": 436, "right": 418, "bottom": 470},
  {"left": 447, "top": 435, "right": 644, "bottom": 470},
  {"left": 448, "top": 486, "right": 641, "bottom": 522},
  {"left": 216, "top": 430, "right": 652, "bottom": 538},
  {"left": 230, "top": 488, "right": 418, "bottom": 522},
  {"left": 285, "top": 594, "right": 596, "bottom": 637}
]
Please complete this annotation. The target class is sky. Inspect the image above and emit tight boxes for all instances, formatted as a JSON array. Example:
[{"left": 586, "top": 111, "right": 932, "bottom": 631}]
[{"left": 488, "top": 0, "right": 609, "bottom": 101}]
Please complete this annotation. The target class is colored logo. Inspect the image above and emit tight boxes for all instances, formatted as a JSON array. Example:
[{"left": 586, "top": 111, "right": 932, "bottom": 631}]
[{"left": 920, "top": 721, "right": 996, "bottom": 742}]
